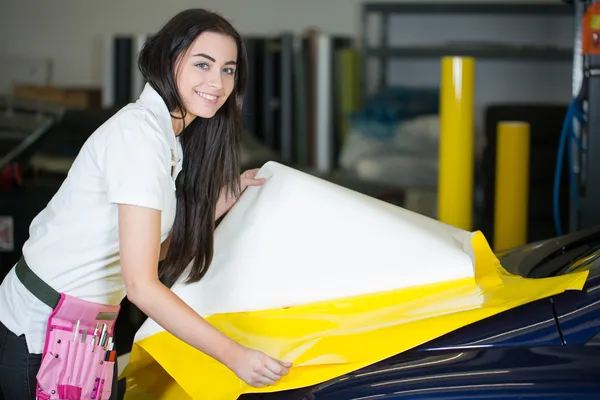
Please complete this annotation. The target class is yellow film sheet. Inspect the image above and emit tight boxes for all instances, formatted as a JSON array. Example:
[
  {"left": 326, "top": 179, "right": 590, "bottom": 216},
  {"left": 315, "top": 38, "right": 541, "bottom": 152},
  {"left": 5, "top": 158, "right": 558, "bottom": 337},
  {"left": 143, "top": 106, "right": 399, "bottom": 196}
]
[{"left": 122, "top": 161, "right": 588, "bottom": 400}]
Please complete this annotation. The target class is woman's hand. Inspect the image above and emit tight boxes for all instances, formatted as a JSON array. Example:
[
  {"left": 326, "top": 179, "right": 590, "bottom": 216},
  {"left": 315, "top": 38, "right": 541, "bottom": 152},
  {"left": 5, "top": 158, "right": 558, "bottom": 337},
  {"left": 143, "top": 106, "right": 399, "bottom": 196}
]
[
  {"left": 239, "top": 168, "right": 267, "bottom": 192},
  {"left": 228, "top": 346, "right": 292, "bottom": 388},
  {"left": 216, "top": 168, "right": 266, "bottom": 220}
]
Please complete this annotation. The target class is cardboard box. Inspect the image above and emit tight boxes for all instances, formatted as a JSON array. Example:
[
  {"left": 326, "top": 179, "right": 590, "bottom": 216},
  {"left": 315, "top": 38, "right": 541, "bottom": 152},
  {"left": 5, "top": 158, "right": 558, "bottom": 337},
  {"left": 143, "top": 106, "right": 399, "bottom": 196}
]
[{"left": 13, "top": 85, "right": 102, "bottom": 109}]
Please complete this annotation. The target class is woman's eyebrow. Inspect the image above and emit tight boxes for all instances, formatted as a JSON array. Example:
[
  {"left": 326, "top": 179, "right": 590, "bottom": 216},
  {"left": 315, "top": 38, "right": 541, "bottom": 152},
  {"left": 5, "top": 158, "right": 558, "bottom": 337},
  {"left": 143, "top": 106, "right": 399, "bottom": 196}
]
[{"left": 192, "top": 53, "right": 237, "bottom": 65}]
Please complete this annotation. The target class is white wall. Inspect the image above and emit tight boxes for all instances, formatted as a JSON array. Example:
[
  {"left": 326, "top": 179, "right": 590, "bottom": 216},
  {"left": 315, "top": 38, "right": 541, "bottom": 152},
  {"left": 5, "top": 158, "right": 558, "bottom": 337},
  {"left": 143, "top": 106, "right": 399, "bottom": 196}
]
[
  {"left": 0, "top": 0, "right": 569, "bottom": 87},
  {"left": 0, "top": 0, "right": 366, "bottom": 86}
]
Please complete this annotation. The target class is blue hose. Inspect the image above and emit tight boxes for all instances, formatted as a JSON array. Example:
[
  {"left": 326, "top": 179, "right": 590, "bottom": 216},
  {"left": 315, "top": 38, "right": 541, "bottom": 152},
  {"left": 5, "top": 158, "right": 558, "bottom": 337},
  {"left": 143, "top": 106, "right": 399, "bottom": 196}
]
[{"left": 553, "top": 99, "right": 586, "bottom": 237}]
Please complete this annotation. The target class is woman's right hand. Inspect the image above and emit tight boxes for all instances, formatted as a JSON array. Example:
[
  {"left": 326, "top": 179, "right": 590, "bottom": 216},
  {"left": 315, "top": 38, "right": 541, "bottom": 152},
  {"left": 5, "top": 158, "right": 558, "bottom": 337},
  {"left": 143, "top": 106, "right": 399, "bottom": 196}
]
[{"left": 230, "top": 347, "right": 293, "bottom": 388}]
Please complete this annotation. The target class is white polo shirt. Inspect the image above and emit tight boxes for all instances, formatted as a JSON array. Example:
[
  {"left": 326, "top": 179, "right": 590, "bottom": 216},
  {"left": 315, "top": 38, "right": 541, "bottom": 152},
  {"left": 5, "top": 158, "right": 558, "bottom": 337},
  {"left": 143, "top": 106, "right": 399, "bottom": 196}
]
[{"left": 0, "top": 83, "right": 183, "bottom": 354}]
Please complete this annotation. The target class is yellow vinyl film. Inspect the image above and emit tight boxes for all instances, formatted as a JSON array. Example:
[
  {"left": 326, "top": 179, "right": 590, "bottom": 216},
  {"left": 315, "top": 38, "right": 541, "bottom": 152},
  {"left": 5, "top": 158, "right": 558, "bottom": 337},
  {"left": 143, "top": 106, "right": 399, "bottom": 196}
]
[{"left": 122, "top": 231, "right": 588, "bottom": 400}]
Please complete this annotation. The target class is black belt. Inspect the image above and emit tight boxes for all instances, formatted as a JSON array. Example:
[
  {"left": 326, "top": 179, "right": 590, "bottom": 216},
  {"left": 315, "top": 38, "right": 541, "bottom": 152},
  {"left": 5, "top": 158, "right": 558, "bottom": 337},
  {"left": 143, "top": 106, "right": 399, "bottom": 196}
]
[{"left": 15, "top": 257, "right": 61, "bottom": 309}]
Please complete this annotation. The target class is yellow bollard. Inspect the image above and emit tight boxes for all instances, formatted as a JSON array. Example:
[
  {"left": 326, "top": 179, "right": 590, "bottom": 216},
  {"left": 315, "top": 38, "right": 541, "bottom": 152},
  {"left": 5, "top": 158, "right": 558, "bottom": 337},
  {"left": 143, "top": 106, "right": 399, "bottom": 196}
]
[
  {"left": 493, "top": 121, "right": 531, "bottom": 252},
  {"left": 438, "top": 56, "right": 475, "bottom": 230}
]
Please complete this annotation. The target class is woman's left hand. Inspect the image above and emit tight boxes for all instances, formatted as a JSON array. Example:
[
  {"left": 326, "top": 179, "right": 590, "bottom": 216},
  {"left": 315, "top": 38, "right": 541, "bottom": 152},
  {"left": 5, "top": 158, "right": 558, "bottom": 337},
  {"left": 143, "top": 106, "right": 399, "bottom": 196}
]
[
  {"left": 239, "top": 168, "right": 266, "bottom": 192},
  {"left": 215, "top": 168, "right": 266, "bottom": 219}
]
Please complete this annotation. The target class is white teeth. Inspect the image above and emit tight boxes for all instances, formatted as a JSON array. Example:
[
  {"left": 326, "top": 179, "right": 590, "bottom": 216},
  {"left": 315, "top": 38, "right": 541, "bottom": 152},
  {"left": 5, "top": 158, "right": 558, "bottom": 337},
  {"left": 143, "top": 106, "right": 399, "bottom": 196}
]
[{"left": 196, "top": 91, "right": 217, "bottom": 101}]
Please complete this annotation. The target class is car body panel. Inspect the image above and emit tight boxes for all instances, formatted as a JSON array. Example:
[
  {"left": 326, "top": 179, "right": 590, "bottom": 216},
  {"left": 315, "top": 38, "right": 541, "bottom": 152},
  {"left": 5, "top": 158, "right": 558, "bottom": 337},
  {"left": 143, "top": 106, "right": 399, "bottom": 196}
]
[
  {"left": 312, "top": 346, "right": 600, "bottom": 399},
  {"left": 248, "top": 294, "right": 596, "bottom": 400},
  {"left": 413, "top": 297, "right": 562, "bottom": 350},
  {"left": 244, "top": 230, "right": 600, "bottom": 400},
  {"left": 305, "top": 296, "right": 600, "bottom": 399},
  {"left": 553, "top": 258, "right": 600, "bottom": 345}
]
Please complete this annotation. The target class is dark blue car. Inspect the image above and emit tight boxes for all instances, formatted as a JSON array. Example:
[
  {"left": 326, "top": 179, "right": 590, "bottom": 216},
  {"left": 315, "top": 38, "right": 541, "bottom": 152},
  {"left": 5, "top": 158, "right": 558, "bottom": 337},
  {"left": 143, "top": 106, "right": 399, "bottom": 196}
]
[{"left": 242, "top": 226, "right": 600, "bottom": 400}]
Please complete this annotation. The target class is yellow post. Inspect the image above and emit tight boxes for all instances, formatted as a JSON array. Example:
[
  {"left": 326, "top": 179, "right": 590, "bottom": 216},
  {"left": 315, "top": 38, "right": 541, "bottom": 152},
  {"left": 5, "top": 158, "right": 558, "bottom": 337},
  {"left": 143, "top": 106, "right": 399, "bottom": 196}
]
[
  {"left": 493, "top": 121, "right": 531, "bottom": 252},
  {"left": 438, "top": 56, "right": 475, "bottom": 230}
]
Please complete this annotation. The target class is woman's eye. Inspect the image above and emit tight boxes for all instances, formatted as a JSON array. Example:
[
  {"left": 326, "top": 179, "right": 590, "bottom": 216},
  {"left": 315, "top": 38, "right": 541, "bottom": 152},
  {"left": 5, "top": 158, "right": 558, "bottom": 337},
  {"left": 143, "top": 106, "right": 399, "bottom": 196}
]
[
  {"left": 195, "top": 62, "right": 209, "bottom": 69},
  {"left": 223, "top": 68, "right": 235, "bottom": 75}
]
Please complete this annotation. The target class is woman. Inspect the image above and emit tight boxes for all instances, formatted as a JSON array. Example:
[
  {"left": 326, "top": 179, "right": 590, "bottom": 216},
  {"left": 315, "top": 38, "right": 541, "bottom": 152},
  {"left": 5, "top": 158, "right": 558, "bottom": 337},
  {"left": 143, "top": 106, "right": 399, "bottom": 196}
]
[{"left": 0, "top": 8, "right": 291, "bottom": 399}]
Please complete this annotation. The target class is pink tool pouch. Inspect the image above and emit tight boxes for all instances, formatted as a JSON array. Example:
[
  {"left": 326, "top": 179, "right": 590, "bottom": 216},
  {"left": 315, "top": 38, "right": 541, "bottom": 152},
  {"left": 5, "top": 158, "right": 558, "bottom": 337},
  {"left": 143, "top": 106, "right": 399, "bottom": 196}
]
[
  {"left": 15, "top": 257, "right": 120, "bottom": 400},
  {"left": 35, "top": 294, "right": 120, "bottom": 400}
]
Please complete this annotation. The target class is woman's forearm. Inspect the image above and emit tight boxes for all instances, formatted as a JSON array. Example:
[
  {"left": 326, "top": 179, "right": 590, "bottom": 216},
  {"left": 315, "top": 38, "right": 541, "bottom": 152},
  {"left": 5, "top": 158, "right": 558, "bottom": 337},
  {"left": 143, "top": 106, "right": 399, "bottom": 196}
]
[
  {"left": 215, "top": 202, "right": 230, "bottom": 221},
  {"left": 118, "top": 204, "right": 243, "bottom": 369},
  {"left": 127, "top": 279, "right": 244, "bottom": 369},
  {"left": 215, "top": 190, "right": 235, "bottom": 221},
  {"left": 118, "top": 204, "right": 290, "bottom": 388}
]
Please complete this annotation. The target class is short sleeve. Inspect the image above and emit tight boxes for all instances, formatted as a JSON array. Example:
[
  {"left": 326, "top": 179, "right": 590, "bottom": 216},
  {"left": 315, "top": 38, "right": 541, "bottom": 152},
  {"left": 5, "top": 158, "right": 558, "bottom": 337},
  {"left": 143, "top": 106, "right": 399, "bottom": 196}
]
[{"left": 103, "top": 124, "right": 173, "bottom": 211}]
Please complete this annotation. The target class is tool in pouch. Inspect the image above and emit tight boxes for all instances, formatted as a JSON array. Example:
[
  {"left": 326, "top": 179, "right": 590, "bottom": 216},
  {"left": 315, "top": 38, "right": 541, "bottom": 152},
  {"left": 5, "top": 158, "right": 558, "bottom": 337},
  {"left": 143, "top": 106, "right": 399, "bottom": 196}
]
[{"left": 15, "top": 257, "right": 120, "bottom": 400}]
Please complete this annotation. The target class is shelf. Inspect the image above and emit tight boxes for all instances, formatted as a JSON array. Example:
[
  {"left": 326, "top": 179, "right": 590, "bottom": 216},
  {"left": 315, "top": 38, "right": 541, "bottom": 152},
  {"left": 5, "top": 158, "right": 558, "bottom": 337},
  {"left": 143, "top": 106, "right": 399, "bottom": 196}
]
[
  {"left": 367, "top": 45, "right": 573, "bottom": 61},
  {"left": 363, "top": 2, "right": 573, "bottom": 15}
]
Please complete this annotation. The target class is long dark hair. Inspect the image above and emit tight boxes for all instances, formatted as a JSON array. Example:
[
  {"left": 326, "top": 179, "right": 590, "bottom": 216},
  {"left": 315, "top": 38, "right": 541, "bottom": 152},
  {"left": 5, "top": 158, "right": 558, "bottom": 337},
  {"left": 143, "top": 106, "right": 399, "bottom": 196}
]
[{"left": 138, "top": 9, "right": 247, "bottom": 284}]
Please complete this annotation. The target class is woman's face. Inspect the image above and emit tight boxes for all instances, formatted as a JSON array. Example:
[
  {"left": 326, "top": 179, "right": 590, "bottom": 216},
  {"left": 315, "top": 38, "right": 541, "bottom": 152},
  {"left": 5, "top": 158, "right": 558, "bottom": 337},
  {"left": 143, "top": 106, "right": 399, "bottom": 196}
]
[{"left": 176, "top": 31, "right": 238, "bottom": 121}]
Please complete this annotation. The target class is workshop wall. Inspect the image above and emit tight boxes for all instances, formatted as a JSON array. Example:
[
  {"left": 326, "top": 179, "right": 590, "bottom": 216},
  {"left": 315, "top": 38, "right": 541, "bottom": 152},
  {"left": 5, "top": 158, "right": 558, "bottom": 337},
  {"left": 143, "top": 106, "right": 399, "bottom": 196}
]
[{"left": 0, "top": 0, "right": 566, "bottom": 87}]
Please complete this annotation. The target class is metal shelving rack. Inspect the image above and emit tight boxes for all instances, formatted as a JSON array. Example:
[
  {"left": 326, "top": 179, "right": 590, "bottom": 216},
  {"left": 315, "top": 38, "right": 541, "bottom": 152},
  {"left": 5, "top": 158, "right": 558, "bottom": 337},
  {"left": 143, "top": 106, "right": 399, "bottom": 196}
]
[
  {"left": 360, "top": 1, "right": 589, "bottom": 240},
  {"left": 580, "top": 0, "right": 600, "bottom": 230},
  {"left": 361, "top": 2, "right": 574, "bottom": 97},
  {"left": 570, "top": 0, "right": 585, "bottom": 233}
]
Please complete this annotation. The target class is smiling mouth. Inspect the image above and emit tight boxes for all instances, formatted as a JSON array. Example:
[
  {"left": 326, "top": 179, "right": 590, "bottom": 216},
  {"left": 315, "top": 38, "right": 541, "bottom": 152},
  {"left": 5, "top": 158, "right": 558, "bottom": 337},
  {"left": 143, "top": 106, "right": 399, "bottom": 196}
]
[{"left": 195, "top": 91, "right": 219, "bottom": 104}]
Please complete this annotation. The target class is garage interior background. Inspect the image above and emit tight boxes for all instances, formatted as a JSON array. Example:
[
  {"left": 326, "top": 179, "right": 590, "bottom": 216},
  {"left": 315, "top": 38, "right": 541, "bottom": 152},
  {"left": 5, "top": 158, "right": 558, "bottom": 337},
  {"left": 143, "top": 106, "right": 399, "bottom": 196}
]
[{"left": 0, "top": 0, "right": 590, "bottom": 353}]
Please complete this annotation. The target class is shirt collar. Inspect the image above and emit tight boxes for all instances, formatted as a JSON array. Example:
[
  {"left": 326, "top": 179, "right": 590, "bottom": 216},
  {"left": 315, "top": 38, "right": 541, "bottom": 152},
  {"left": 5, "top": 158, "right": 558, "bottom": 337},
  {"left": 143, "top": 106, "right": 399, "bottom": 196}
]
[{"left": 137, "top": 83, "right": 178, "bottom": 152}]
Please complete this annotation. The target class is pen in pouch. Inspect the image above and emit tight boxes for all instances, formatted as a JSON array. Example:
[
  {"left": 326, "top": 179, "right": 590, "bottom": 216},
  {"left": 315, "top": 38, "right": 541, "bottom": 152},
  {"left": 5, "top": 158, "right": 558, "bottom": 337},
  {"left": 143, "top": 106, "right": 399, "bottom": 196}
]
[
  {"left": 73, "top": 320, "right": 80, "bottom": 342},
  {"left": 91, "top": 322, "right": 100, "bottom": 351},
  {"left": 104, "top": 340, "right": 115, "bottom": 362},
  {"left": 109, "top": 340, "right": 116, "bottom": 362},
  {"left": 99, "top": 324, "right": 108, "bottom": 348}
]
